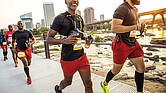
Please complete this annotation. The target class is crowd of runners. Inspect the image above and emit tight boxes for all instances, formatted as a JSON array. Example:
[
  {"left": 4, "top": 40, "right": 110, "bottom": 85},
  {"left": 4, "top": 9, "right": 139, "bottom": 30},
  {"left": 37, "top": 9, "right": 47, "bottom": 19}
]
[{"left": 0, "top": 0, "right": 146, "bottom": 93}]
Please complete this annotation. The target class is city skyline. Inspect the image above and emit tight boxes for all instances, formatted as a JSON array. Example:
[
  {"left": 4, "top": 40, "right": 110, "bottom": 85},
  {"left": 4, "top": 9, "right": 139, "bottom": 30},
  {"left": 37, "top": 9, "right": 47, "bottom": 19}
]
[
  {"left": 84, "top": 7, "right": 95, "bottom": 24},
  {"left": 0, "top": 0, "right": 166, "bottom": 29},
  {"left": 20, "top": 12, "right": 34, "bottom": 30},
  {"left": 43, "top": 2, "right": 55, "bottom": 27}
]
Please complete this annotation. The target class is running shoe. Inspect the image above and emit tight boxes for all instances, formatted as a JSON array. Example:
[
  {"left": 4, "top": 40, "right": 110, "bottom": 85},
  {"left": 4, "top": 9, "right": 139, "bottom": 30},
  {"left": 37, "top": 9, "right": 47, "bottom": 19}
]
[
  {"left": 15, "top": 60, "right": 18, "bottom": 67},
  {"left": 100, "top": 81, "right": 110, "bottom": 93},
  {"left": 4, "top": 57, "right": 8, "bottom": 61},
  {"left": 54, "top": 85, "right": 62, "bottom": 93},
  {"left": 27, "top": 77, "right": 32, "bottom": 84},
  {"left": 15, "top": 63, "right": 18, "bottom": 67}
]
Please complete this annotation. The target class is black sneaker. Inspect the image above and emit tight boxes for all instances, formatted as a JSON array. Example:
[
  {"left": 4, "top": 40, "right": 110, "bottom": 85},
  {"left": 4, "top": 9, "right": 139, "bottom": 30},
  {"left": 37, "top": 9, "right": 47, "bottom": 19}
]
[
  {"left": 54, "top": 85, "right": 62, "bottom": 93},
  {"left": 4, "top": 57, "right": 7, "bottom": 61}
]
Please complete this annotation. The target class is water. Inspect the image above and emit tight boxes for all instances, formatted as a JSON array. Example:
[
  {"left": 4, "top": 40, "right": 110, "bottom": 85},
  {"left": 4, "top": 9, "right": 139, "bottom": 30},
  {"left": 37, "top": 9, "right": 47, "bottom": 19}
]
[
  {"left": 146, "top": 28, "right": 166, "bottom": 38},
  {"left": 88, "top": 28, "right": 166, "bottom": 72}
]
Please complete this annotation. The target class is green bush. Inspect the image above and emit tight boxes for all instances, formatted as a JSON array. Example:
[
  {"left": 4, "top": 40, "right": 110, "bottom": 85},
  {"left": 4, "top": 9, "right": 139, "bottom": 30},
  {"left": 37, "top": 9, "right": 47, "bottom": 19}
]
[
  {"left": 90, "top": 31, "right": 96, "bottom": 35},
  {"left": 50, "top": 48, "right": 59, "bottom": 51},
  {"left": 34, "top": 44, "right": 44, "bottom": 49},
  {"left": 94, "top": 36, "right": 106, "bottom": 42},
  {"left": 34, "top": 50, "right": 45, "bottom": 54}
]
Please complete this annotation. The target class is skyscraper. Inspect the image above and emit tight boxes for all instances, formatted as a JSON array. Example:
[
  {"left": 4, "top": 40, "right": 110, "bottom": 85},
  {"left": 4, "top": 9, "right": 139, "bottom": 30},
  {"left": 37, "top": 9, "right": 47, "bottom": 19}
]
[
  {"left": 84, "top": 7, "right": 95, "bottom": 24},
  {"left": 43, "top": 2, "right": 55, "bottom": 27},
  {"left": 41, "top": 19, "right": 46, "bottom": 27},
  {"left": 12, "top": 24, "right": 18, "bottom": 30},
  {"left": 100, "top": 14, "right": 104, "bottom": 21},
  {"left": 76, "top": 10, "right": 81, "bottom": 16},
  {"left": 36, "top": 22, "right": 41, "bottom": 29},
  {"left": 20, "top": 12, "right": 34, "bottom": 30}
]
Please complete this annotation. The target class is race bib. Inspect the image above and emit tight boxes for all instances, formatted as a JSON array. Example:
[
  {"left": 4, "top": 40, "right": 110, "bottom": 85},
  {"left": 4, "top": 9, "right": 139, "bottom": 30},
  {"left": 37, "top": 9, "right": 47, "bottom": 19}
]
[
  {"left": 73, "top": 38, "right": 82, "bottom": 50},
  {"left": 129, "top": 30, "right": 136, "bottom": 37},
  {"left": 2, "top": 42, "right": 7, "bottom": 45},
  {"left": 8, "top": 34, "right": 12, "bottom": 42},
  {"left": 18, "top": 52, "right": 26, "bottom": 58}
]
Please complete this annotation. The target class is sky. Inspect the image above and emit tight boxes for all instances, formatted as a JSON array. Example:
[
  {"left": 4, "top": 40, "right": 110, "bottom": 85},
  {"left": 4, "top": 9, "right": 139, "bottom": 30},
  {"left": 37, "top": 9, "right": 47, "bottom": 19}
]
[{"left": 0, "top": 0, "right": 166, "bottom": 29}]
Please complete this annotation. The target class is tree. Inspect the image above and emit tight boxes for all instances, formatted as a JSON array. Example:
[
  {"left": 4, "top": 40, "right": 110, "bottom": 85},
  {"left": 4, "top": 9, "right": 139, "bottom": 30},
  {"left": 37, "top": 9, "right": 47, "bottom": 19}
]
[
  {"left": 103, "top": 23, "right": 108, "bottom": 31},
  {"left": 31, "top": 28, "right": 41, "bottom": 35},
  {"left": 38, "top": 27, "right": 49, "bottom": 33}
]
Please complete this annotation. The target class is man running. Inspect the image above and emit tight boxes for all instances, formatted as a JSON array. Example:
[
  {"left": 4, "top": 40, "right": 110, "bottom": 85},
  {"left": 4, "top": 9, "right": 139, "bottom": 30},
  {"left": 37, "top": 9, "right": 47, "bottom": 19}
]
[
  {"left": 0, "top": 29, "right": 8, "bottom": 61},
  {"left": 47, "top": 0, "right": 93, "bottom": 93},
  {"left": 12, "top": 21, "right": 36, "bottom": 84},
  {"left": 6, "top": 25, "right": 18, "bottom": 67},
  {"left": 100, "top": 0, "right": 145, "bottom": 93}
]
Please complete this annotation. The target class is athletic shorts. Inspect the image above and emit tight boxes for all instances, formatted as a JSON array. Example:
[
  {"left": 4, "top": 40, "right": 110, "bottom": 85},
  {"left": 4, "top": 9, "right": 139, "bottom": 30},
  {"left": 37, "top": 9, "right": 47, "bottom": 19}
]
[
  {"left": 17, "top": 48, "right": 32, "bottom": 61},
  {"left": 60, "top": 53, "right": 90, "bottom": 76},
  {"left": 1, "top": 45, "right": 8, "bottom": 50},
  {"left": 112, "top": 39, "right": 144, "bottom": 64}
]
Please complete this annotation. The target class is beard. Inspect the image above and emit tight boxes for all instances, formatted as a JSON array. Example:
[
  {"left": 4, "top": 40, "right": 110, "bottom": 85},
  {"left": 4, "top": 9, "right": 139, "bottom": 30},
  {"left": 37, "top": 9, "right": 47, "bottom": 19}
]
[
  {"left": 9, "top": 29, "right": 13, "bottom": 31},
  {"left": 68, "top": 6, "right": 76, "bottom": 11},
  {"left": 68, "top": 5, "right": 77, "bottom": 11},
  {"left": 67, "top": 2, "right": 78, "bottom": 11},
  {"left": 131, "top": 0, "right": 140, "bottom": 5},
  {"left": 18, "top": 28, "right": 23, "bottom": 30}
]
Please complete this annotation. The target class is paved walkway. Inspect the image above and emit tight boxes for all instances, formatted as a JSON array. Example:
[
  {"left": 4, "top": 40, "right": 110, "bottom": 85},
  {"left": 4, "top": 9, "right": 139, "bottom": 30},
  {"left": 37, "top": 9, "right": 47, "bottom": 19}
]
[{"left": 0, "top": 49, "right": 150, "bottom": 93}]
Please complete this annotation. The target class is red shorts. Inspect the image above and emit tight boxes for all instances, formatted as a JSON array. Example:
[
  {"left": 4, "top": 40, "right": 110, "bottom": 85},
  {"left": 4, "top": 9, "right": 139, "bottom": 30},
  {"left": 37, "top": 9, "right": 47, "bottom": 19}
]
[
  {"left": 1, "top": 45, "right": 8, "bottom": 50},
  {"left": 112, "top": 39, "right": 144, "bottom": 64},
  {"left": 60, "top": 53, "right": 90, "bottom": 76},
  {"left": 17, "top": 48, "right": 32, "bottom": 61}
]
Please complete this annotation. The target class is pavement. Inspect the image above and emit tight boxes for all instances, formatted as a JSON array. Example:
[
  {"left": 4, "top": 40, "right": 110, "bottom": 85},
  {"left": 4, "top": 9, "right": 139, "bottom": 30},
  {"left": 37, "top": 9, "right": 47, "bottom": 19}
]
[{"left": 0, "top": 48, "right": 150, "bottom": 93}]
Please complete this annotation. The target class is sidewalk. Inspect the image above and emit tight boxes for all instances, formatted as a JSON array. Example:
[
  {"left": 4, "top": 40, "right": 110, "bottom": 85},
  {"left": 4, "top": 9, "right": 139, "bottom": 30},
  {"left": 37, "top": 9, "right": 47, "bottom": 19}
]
[{"left": 0, "top": 49, "right": 150, "bottom": 93}]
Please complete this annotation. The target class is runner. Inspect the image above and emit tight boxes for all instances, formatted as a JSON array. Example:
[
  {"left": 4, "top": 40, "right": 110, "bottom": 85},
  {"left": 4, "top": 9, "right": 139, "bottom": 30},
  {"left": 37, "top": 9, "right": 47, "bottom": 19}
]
[
  {"left": 0, "top": 29, "right": 8, "bottom": 61},
  {"left": 100, "top": 0, "right": 145, "bottom": 93},
  {"left": 46, "top": 0, "right": 93, "bottom": 93},
  {"left": 6, "top": 25, "right": 18, "bottom": 67},
  {"left": 12, "top": 21, "right": 36, "bottom": 84}
]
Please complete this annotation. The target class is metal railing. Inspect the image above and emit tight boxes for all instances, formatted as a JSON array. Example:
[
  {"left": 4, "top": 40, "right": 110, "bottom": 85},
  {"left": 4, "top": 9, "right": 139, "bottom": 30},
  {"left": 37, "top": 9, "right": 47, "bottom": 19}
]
[
  {"left": 43, "top": 32, "right": 50, "bottom": 59},
  {"left": 36, "top": 39, "right": 166, "bottom": 59},
  {"left": 92, "top": 42, "right": 166, "bottom": 48}
]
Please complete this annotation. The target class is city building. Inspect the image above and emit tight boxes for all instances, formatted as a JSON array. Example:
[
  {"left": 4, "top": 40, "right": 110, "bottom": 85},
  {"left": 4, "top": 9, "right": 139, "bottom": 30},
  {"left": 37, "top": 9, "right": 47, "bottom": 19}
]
[
  {"left": 20, "top": 12, "right": 34, "bottom": 30},
  {"left": 35, "top": 22, "right": 41, "bottom": 29},
  {"left": 84, "top": 7, "right": 95, "bottom": 24},
  {"left": 41, "top": 19, "right": 46, "bottom": 27},
  {"left": 43, "top": 2, "right": 55, "bottom": 27},
  {"left": 12, "top": 24, "right": 18, "bottom": 30},
  {"left": 76, "top": 10, "right": 81, "bottom": 16},
  {"left": 100, "top": 14, "right": 104, "bottom": 21}
]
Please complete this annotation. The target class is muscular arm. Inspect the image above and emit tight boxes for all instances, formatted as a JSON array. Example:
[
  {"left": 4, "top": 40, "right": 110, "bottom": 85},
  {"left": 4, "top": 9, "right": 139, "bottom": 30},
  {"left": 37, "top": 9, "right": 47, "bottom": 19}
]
[
  {"left": 29, "top": 31, "right": 36, "bottom": 45},
  {"left": 12, "top": 33, "right": 16, "bottom": 49},
  {"left": 31, "top": 36, "right": 36, "bottom": 45},
  {"left": 46, "top": 29, "right": 78, "bottom": 45},
  {"left": 46, "top": 29, "right": 66, "bottom": 45},
  {"left": 111, "top": 18, "right": 137, "bottom": 33},
  {"left": 12, "top": 39, "right": 16, "bottom": 49}
]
